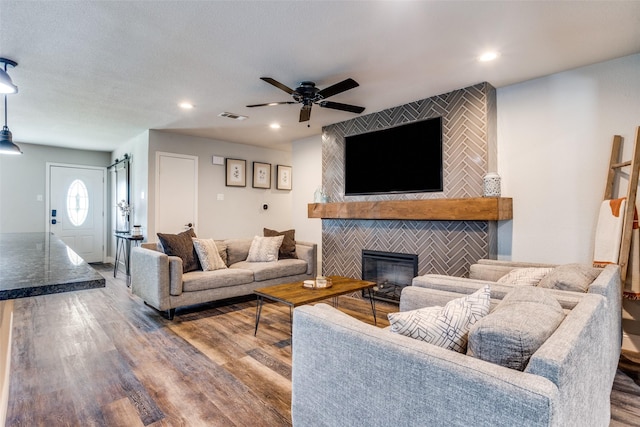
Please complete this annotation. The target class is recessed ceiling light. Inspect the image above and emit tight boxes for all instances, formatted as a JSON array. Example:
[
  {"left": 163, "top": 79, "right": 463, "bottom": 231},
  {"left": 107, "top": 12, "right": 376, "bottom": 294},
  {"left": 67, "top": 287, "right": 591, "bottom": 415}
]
[
  {"left": 179, "top": 102, "right": 194, "bottom": 109},
  {"left": 270, "top": 123, "right": 281, "bottom": 129},
  {"left": 478, "top": 51, "right": 499, "bottom": 62}
]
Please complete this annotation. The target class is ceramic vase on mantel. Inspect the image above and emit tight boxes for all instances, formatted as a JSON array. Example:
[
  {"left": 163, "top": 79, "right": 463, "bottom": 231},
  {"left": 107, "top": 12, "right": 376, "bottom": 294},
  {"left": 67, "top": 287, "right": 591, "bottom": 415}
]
[{"left": 483, "top": 172, "right": 501, "bottom": 197}]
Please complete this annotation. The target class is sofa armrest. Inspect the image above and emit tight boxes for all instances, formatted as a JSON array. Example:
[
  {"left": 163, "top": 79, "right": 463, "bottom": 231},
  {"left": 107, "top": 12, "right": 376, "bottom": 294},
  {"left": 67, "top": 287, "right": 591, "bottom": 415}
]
[
  {"left": 295, "top": 241, "right": 317, "bottom": 276},
  {"left": 526, "top": 293, "right": 613, "bottom": 426},
  {"left": 292, "top": 304, "right": 560, "bottom": 427},
  {"left": 131, "top": 247, "right": 174, "bottom": 311}
]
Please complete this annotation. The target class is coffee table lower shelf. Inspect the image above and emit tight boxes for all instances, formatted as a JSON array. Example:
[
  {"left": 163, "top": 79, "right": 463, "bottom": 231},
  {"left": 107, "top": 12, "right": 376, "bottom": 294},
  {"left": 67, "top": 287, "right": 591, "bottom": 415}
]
[{"left": 253, "top": 275, "right": 377, "bottom": 336}]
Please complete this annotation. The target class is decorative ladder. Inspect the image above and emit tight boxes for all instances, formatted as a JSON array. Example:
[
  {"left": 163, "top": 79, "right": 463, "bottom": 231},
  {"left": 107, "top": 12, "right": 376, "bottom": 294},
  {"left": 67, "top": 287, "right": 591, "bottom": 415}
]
[{"left": 604, "top": 127, "right": 640, "bottom": 282}]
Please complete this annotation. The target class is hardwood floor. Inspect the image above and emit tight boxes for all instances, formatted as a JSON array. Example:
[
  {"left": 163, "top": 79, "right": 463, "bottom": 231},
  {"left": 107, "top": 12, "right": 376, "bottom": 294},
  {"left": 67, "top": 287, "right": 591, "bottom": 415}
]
[{"left": 5, "top": 264, "right": 640, "bottom": 426}]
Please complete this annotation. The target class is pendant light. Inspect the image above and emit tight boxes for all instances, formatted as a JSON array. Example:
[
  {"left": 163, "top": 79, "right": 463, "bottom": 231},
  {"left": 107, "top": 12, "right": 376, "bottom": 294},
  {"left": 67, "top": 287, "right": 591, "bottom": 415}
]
[
  {"left": 0, "top": 58, "right": 21, "bottom": 156},
  {"left": 0, "top": 58, "right": 17, "bottom": 94}
]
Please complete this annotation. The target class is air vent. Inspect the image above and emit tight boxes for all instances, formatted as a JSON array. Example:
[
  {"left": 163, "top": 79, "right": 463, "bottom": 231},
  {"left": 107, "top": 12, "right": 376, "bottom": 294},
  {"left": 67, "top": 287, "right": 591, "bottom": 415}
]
[{"left": 218, "top": 112, "right": 248, "bottom": 121}]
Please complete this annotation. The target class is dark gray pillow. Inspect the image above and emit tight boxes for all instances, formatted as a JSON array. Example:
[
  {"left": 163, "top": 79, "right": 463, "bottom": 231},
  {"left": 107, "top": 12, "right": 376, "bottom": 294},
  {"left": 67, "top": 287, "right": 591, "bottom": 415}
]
[
  {"left": 263, "top": 228, "right": 298, "bottom": 259},
  {"left": 157, "top": 228, "right": 200, "bottom": 273},
  {"left": 467, "top": 286, "right": 565, "bottom": 371},
  {"left": 537, "top": 263, "right": 600, "bottom": 293}
]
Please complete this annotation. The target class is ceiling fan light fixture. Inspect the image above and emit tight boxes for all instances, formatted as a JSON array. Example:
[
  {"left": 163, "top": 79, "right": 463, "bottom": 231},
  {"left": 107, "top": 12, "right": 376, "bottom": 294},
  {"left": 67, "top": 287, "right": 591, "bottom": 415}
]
[
  {"left": 179, "top": 102, "right": 194, "bottom": 109},
  {"left": 269, "top": 123, "right": 281, "bottom": 129},
  {"left": 0, "top": 126, "right": 22, "bottom": 155}
]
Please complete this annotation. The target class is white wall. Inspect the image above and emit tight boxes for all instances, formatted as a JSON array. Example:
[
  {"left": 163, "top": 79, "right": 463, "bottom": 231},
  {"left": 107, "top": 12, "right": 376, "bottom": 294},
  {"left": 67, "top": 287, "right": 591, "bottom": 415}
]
[
  {"left": 292, "top": 134, "right": 323, "bottom": 273},
  {"left": 497, "top": 53, "right": 640, "bottom": 264},
  {"left": 0, "top": 142, "right": 110, "bottom": 233},
  {"left": 147, "top": 131, "right": 293, "bottom": 240}
]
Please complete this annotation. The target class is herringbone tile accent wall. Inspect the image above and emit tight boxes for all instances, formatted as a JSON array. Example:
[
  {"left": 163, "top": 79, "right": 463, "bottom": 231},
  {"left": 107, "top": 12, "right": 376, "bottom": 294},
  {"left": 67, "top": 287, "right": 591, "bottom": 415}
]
[
  {"left": 321, "top": 82, "right": 498, "bottom": 279},
  {"left": 322, "top": 220, "right": 489, "bottom": 279}
]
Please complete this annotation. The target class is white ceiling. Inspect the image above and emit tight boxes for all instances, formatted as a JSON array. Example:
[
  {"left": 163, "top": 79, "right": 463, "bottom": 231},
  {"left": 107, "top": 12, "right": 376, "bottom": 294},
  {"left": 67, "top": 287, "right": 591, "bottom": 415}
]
[{"left": 1, "top": 1, "right": 639, "bottom": 153}]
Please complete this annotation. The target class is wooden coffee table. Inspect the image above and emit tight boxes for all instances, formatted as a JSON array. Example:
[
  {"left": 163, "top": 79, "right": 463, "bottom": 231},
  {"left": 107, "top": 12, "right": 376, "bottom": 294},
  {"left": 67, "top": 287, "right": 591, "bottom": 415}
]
[{"left": 253, "top": 275, "right": 377, "bottom": 336}]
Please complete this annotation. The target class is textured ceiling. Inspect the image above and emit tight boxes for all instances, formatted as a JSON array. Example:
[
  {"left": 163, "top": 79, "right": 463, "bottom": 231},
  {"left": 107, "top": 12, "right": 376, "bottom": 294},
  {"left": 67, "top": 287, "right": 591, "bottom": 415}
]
[{"left": 1, "top": 1, "right": 639, "bottom": 152}]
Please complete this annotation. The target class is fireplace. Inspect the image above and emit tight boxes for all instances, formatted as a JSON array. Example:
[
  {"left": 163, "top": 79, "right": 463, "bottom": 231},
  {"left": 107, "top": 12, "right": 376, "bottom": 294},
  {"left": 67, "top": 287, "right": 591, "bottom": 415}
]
[{"left": 362, "top": 250, "right": 418, "bottom": 303}]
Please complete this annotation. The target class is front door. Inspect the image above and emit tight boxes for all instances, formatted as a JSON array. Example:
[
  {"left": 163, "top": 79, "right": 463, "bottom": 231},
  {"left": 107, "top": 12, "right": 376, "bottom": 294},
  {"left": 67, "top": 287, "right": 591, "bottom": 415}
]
[{"left": 48, "top": 164, "right": 106, "bottom": 263}]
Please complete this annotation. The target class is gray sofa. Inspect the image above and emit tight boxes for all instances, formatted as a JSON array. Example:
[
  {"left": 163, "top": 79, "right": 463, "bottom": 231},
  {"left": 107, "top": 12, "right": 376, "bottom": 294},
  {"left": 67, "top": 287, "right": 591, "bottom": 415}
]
[
  {"left": 131, "top": 238, "right": 317, "bottom": 319},
  {"left": 291, "top": 263, "right": 621, "bottom": 427}
]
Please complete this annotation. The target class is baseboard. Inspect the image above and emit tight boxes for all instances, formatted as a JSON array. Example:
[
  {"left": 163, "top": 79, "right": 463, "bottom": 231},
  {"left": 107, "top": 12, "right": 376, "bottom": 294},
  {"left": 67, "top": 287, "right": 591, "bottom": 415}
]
[
  {"left": 622, "top": 332, "right": 640, "bottom": 352},
  {"left": 105, "top": 256, "right": 115, "bottom": 264}
]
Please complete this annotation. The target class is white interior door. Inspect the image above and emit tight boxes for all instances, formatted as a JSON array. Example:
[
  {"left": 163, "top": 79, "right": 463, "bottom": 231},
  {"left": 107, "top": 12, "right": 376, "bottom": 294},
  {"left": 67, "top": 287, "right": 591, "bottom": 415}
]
[
  {"left": 48, "top": 164, "right": 106, "bottom": 263},
  {"left": 155, "top": 152, "right": 198, "bottom": 234}
]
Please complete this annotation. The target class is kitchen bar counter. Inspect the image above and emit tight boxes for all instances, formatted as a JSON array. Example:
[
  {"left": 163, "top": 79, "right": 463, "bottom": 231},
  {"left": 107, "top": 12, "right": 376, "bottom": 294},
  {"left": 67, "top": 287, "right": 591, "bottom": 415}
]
[{"left": 0, "top": 232, "right": 105, "bottom": 300}]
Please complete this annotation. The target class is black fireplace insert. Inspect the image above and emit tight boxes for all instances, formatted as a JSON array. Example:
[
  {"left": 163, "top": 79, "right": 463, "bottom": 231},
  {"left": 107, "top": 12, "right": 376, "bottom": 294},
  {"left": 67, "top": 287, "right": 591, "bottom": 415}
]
[{"left": 361, "top": 250, "right": 418, "bottom": 303}]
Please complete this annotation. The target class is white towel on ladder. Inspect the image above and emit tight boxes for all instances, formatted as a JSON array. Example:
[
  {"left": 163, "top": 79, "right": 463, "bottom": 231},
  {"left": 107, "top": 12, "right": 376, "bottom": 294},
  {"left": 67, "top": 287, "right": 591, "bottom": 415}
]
[{"left": 593, "top": 198, "right": 626, "bottom": 267}]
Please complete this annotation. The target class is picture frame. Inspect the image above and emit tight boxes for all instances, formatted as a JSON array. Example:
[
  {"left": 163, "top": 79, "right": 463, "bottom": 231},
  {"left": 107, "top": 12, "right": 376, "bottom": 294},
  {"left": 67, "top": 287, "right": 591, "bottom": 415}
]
[
  {"left": 252, "top": 162, "right": 271, "bottom": 189},
  {"left": 276, "top": 165, "right": 292, "bottom": 190},
  {"left": 225, "top": 158, "right": 246, "bottom": 187}
]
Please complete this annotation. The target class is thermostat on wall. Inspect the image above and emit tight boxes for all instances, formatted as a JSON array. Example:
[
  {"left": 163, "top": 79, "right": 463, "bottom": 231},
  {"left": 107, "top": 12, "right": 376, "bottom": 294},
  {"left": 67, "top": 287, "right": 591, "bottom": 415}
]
[{"left": 212, "top": 155, "right": 224, "bottom": 165}]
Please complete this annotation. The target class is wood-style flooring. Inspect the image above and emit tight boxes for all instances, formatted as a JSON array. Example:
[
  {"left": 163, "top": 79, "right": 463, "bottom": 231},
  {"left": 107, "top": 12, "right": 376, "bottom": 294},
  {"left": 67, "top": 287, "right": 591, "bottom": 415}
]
[{"left": 5, "top": 264, "right": 640, "bottom": 426}]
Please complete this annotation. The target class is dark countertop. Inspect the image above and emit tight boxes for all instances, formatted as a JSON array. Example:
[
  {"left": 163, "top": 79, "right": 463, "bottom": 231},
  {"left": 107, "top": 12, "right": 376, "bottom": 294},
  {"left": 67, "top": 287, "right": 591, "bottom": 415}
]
[{"left": 0, "top": 232, "right": 105, "bottom": 300}]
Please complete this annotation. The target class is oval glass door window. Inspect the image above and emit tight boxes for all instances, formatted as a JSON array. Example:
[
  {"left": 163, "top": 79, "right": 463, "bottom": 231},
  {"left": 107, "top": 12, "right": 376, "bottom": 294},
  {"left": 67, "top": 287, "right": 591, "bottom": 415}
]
[{"left": 66, "top": 179, "right": 89, "bottom": 226}]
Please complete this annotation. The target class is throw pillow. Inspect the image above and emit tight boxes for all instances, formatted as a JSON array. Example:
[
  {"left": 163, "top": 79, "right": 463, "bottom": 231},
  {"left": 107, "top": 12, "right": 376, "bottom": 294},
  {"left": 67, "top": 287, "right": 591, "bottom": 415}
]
[
  {"left": 467, "top": 286, "right": 565, "bottom": 371},
  {"left": 246, "top": 235, "right": 285, "bottom": 262},
  {"left": 537, "top": 263, "right": 600, "bottom": 293},
  {"left": 157, "top": 229, "right": 200, "bottom": 273},
  {"left": 263, "top": 228, "right": 298, "bottom": 259},
  {"left": 214, "top": 240, "right": 228, "bottom": 265},
  {"left": 192, "top": 238, "right": 227, "bottom": 271},
  {"left": 388, "top": 285, "right": 491, "bottom": 353},
  {"left": 496, "top": 267, "right": 553, "bottom": 286}
]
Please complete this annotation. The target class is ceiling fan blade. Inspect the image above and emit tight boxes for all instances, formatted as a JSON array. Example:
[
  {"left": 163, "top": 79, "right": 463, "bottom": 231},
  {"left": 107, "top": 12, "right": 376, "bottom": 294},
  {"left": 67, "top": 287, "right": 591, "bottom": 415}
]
[
  {"left": 246, "top": 101, "right": 297, "bottom": 108},
  {"left": 317, "top": 78, "right": 359, "bottom": 99},
  {"left": 318, "top": 101, "right": 365, "bottom": 114},
  {"left": 299, "top": 105, "right": 312, "bottom": 122},
  {"left": 260, "top": 77, "right": 295, "bottom": 95}
]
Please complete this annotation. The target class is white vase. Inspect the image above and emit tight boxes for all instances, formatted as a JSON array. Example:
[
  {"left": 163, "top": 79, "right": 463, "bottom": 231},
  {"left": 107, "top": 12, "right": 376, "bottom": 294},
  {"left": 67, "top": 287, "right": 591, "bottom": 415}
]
[{"left": 483, "top": 172, "right": 501, "bottom": 197}]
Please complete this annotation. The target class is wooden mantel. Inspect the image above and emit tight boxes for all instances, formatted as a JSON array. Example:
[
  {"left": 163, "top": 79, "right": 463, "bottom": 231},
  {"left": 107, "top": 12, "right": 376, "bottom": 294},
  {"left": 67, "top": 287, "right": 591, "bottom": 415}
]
[{"left": 308, "top": 197, "right": 512, "bottom": 221}]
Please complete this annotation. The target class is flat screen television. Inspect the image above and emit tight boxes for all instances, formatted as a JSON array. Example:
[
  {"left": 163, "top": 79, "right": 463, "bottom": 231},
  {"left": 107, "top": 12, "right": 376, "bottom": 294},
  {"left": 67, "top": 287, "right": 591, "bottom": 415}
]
[{"left": 344, "top": 117, "right": 443, "bottom": 195}]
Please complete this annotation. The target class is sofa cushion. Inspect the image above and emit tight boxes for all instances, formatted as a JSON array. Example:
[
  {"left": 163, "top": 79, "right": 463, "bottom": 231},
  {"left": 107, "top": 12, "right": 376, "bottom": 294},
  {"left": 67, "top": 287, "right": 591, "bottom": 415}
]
[
  {"left": 247, "top": 235, "right": 284, "bottom": 262},
  {"left": 537, "top": 263, "right": 600, "bottom": 292},
  {"left": 192, "top": 238, "right": 227, "bottom": 271},
  {"left": 264, "top": 228, "right": 298, "bottom": 259},
  {"left": 497, "top": 267, "right": 553, "bottom": 286},
  {"left": 182, "top": 268, "right": 254, "bottom": 293},
  {"left": 231, "top": 259, "right": 308, "bottom": 281},
  {"left": 468, "top": 286, "right": 565, "bottom": 371},
  {"left": 225, "top": 238, "right": 252, "bottom": 265},
  {"left": 388, "top": 285, "right": 490, "bottom": 353},
  {"left": 157, "top": 228, "right": 200, "bottom": 273}
]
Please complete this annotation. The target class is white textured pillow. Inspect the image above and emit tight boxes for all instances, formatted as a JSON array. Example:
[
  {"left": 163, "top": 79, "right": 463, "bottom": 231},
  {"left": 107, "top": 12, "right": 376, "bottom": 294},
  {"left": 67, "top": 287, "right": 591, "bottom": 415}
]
[
  {"left": 497, "top": 267, "right": 553, "bottom": 286},
  {"left": 247, "top": 235, "right": 284, "bottom": 262},
  {"left": 192, "top": 238, "right": 227, "bottom": 271},
  {"left": 388, "top": 285, "right": 491, "bottom": 353}
]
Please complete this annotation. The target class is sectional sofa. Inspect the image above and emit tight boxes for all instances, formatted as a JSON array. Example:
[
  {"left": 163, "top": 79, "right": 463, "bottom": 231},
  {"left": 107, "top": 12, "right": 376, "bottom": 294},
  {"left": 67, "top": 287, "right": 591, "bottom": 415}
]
[{"left": 291, "top": 263, "right": 621, "bottom": 426}]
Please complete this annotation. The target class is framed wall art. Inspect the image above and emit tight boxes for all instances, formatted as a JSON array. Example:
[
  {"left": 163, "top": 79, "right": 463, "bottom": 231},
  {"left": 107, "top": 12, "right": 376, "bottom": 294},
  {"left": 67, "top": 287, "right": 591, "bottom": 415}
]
[
  {"left": 276, "top": 165, "right": 292, "bottom": 190},
  {"left": 225, "top": 158, "right": 246, "bottom": 187},
  {"left": 252, "top": 162, "right": 271, "bottom": 189}
]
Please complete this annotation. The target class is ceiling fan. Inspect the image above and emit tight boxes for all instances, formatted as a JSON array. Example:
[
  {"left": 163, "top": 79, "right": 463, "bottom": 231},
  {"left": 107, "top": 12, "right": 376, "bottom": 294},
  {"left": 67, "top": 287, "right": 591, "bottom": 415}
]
[{"left": 247, "top": 77, "right": 365, "bottom": 123}]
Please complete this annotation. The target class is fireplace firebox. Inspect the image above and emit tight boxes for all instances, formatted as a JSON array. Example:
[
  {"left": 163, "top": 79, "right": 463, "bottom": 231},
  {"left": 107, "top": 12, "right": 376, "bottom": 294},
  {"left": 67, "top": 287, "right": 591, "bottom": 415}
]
[{"left": 361, "top": 250, "right": 418, "bottom": 303}]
